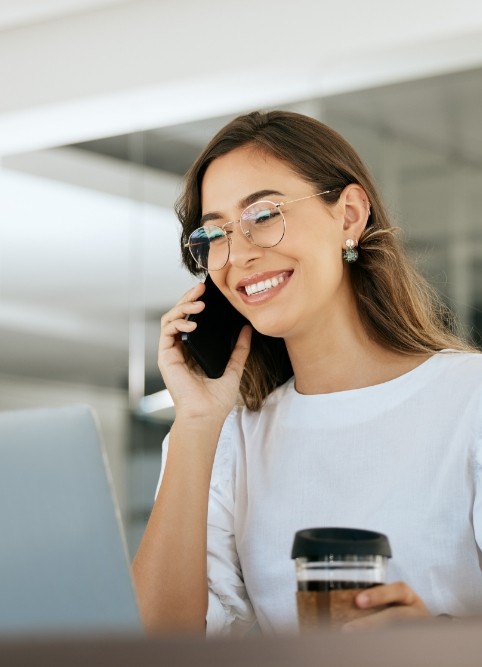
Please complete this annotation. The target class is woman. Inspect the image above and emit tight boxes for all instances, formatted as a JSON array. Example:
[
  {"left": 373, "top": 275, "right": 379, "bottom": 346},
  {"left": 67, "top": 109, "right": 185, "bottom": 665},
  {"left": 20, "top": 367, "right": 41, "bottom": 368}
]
[{"left": 132, "top": 110, "right": 482, "bottom": 636}]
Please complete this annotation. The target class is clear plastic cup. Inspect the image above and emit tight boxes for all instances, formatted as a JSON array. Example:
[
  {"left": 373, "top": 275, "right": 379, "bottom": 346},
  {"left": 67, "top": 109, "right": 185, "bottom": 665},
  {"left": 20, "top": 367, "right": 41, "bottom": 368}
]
[{"left": 291, "top": 527, "right": 392, "bottom": 630}]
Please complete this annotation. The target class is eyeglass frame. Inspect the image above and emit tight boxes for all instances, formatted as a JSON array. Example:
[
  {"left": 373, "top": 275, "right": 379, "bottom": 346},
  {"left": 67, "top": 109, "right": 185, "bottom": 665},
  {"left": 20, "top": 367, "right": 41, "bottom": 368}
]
[{"left": 185, "top": 189, "right": 339, "bottom": 271}]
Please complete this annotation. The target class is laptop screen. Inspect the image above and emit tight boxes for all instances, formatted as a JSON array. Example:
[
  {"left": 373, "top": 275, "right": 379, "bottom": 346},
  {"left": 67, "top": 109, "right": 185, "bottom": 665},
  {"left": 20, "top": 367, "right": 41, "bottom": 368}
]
[{"left": 0, "top": 404, "right": 142, "bottom": 635}]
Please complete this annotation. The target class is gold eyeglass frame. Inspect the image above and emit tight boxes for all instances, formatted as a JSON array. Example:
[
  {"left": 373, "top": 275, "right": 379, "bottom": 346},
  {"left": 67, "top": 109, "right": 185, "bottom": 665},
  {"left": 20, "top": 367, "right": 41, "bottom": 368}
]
[{"left": 185, "top": 189, "right": 337, "bottom": 271}]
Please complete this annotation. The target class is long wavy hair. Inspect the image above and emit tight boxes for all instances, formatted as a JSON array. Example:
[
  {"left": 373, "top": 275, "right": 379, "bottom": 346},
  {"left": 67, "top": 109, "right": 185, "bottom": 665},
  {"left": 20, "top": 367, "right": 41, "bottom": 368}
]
[{"left": 176, "top": 110, "right": 474, "bottom": 410}]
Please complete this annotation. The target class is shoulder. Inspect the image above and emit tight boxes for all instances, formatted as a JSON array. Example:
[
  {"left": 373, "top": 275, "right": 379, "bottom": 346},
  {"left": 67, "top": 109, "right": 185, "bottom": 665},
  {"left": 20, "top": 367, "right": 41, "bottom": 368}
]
[
  {"left": 213, "top": 378, "right": 296, "bottom": 469},
  {"left": 237, "top": 376, "right": 296, "bottom": 429},
  {"left": 430, "top": 350, "right": 482, "bottom": 384},
  {"left": 427, "top": 351, "right": 482, "bottom": 421}
]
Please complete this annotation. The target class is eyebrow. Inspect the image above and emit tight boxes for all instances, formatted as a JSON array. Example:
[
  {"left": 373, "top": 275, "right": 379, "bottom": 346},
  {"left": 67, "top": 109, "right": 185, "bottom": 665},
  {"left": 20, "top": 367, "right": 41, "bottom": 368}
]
[{"left": 200, "top": 189, "right": 285, "bottom": 225}]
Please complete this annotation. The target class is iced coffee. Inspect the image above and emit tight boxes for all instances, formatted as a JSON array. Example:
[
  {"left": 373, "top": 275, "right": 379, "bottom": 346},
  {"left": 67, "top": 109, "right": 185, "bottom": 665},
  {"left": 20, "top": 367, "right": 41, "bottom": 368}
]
[{"left": 291, "top": 527, "right": 392, "bottom": 630}]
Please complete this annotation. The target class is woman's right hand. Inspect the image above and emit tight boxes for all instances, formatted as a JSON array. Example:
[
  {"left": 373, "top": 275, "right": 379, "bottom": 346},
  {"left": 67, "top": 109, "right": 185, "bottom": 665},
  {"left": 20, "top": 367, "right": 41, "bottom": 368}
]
[{"left": 158, "top": 282, "right": 252, "bottom": 423}]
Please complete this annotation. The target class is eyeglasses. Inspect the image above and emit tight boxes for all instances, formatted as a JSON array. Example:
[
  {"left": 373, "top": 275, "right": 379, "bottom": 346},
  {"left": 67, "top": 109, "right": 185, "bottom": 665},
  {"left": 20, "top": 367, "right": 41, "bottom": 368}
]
[{"left": 185, "top": 190, "right": 336, "bottom": 271}]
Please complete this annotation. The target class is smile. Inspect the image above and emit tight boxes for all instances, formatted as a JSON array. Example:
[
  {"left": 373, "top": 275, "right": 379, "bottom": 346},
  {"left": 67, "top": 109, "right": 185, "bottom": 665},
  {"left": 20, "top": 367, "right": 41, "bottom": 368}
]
[{"left": 244, "top": 272, "right": 290, "bottom": 296}]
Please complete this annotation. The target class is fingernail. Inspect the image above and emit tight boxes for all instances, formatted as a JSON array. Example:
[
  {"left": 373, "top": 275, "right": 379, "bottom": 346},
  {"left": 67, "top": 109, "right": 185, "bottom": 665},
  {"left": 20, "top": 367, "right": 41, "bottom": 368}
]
[{"left": 357, "top": 593, "right": 370, "bottom": 607}]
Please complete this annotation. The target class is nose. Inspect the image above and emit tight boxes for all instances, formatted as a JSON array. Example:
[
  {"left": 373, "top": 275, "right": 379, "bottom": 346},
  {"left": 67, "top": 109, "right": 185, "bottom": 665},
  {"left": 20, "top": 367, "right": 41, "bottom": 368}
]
[{"left": 226, "top": 223, "right": 264, "bottom": 267}]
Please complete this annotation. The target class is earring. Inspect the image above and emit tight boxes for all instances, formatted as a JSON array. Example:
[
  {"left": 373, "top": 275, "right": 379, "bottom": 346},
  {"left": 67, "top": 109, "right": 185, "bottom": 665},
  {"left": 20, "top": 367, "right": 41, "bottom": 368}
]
[{"left": 342, "top": 239, "right": 358, "bottom": 263}]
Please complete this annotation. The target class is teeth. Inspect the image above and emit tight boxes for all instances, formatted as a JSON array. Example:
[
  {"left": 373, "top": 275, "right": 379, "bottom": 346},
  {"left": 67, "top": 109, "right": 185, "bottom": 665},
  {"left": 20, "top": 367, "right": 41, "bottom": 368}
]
[{"left": 245, "top": 273, "right": 286, "bottom": 296}]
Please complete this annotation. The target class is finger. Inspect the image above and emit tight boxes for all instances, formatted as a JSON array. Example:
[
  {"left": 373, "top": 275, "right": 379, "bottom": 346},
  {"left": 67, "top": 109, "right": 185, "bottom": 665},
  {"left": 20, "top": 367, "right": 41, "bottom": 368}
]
[
  {"left": 160, "top": 300, "right": 205, "bottom": 328},
  {"left": 225, "top": 325, "right": 252, "bottom": 377},
  {"left": 158, "top": 314, "right": 203, "bottom": 356},
  {"left": 159, "top": 283, "right": 205, "bottom": 327},
  {"left": 178, "top": 281, "right": 206, "bottom": 304},
  {"left": 356, "top": 582, "right": 419, "bottom": 609},
  {"left": 161, "top": 317, "right": 197, "bottom": 340},
  {"left": 342, "top": 603, "right": 429, "bottom": 633}
]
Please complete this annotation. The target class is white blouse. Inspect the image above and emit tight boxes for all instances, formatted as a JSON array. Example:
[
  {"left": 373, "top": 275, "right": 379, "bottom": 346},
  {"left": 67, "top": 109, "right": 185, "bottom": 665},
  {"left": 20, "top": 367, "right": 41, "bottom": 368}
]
[{"left": 158, "top": 351, "right": 482, "bottom": 635}]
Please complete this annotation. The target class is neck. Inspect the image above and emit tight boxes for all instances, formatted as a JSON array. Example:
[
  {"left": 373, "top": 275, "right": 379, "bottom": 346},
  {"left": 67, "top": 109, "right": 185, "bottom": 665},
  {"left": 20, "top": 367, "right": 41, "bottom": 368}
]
[{"left": 285, "top": 298, "right": 429, "bottom": 395}]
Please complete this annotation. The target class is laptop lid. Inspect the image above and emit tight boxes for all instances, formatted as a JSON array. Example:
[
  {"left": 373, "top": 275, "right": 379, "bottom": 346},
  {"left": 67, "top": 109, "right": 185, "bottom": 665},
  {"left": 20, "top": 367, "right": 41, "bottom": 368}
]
[{"left": 0, "top": 404, "right": 142, "bottom": 635}]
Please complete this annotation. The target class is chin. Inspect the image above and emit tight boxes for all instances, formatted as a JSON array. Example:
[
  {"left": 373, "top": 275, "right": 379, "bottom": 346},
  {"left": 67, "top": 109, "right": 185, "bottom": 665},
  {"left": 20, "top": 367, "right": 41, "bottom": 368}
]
[{"left": 250, "top": 319, "right": 290, "bottom": 340}]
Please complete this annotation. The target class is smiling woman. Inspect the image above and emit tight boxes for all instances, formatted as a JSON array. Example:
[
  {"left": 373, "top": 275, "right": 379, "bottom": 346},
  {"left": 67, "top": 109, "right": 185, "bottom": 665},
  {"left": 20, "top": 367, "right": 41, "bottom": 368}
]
[
  {"left": 178, "top": 111, "right": 469, "bottom": 408},
  {"left": 132, "top": 110, "right": 482, "bottom": 637}
]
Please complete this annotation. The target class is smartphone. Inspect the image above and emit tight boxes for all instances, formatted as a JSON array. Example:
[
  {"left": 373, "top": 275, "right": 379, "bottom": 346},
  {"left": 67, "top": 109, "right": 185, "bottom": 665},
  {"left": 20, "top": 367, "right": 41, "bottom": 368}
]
[{"left": 181, "top": 275, "right": 248, "bottom": 379}]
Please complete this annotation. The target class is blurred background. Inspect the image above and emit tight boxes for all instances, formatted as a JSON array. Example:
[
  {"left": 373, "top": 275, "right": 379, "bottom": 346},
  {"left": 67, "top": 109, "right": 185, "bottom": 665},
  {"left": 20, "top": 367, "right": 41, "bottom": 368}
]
[{"left": 1, "top": 0, "right": 482, "bottom": 556}]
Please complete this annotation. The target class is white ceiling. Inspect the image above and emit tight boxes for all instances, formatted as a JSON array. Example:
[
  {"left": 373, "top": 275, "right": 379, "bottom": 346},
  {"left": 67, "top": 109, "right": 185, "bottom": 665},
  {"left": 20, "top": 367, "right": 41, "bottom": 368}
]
[
  {"left": 0, "top": 0, "right": 134, "bottom": 30},
  {"left": 3, "top": 0, "right": 482, "bottom": 155}
]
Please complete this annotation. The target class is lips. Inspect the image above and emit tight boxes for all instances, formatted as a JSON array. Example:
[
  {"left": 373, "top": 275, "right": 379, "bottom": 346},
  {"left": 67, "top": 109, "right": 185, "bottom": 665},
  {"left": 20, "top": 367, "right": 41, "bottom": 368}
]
[{"left": 237, "top": 271, "right": 293, "bottom": 296}]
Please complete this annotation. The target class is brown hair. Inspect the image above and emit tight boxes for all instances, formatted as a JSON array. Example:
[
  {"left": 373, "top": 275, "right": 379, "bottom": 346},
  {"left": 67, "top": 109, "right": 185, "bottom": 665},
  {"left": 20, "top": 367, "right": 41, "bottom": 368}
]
[{"left": 176, "top": 110, "right": 474, "bottom": 410}]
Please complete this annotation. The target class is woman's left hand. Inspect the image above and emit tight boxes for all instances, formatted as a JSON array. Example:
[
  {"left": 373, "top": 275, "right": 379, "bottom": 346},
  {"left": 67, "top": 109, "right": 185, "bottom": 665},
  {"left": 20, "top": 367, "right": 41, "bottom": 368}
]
[{"left": 343, "top": 582, "right": 431, "bottom": 632}]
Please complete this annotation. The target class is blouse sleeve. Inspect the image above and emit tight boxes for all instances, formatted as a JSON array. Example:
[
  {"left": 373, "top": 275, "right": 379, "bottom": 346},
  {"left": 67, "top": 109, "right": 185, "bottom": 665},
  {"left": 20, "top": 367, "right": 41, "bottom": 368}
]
[
  {"left": 471, "top": 391, "right": 482, "bottom": 552},
  {"left": 156, "top": 411, "right": 257, "bottom": 636}
]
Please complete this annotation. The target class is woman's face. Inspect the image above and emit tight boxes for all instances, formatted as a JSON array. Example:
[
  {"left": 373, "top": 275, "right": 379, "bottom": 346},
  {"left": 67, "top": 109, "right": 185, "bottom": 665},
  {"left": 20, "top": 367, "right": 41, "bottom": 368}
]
[{"left": 200, "top": 145, "right": 355, "bottom": 342}]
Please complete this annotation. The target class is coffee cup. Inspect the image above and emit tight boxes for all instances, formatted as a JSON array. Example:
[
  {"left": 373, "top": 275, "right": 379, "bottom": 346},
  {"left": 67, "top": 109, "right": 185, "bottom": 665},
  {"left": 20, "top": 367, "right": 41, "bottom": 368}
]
[{"left": 291, "top": 527, "right": 392, "bottom": 630}]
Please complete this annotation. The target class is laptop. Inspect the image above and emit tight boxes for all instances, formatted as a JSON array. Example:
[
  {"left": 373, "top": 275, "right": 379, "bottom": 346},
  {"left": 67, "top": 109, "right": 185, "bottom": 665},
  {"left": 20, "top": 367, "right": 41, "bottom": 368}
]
[{"left": 0, "top": 404, "right": 142, "bottom": 635}]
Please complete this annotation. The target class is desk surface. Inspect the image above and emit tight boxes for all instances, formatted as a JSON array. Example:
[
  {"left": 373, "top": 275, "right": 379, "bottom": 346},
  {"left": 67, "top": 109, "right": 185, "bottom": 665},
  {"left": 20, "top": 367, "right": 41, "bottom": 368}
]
[{"left": 1, "top": 619, "right": 482, "bottom": 667}]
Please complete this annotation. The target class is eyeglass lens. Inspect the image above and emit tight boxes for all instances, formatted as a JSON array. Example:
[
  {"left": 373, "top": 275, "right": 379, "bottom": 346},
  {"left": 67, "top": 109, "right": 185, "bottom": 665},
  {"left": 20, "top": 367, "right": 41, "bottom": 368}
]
[{"left": 188, "top": 201, "right": 285, "bottom": 271}]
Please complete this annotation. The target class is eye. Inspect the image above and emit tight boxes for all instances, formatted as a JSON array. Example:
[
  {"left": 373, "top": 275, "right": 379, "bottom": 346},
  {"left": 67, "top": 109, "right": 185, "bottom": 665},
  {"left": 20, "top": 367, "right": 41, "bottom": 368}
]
[
  {"left": 253, "top": 208, "right": 273, "bottom": 224},
  {"left": 203, "top": 225, "right": 226, "bottom": 243},
  {"left": 242, "top": 202, "right": 280, "bottom": 226}
]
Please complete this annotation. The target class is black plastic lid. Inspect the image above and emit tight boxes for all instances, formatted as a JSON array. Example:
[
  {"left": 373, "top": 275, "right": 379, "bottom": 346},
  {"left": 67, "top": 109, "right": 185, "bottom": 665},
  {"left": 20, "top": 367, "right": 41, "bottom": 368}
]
[{"left": 291, "top": 527, "right": 392, "bottom": 560}]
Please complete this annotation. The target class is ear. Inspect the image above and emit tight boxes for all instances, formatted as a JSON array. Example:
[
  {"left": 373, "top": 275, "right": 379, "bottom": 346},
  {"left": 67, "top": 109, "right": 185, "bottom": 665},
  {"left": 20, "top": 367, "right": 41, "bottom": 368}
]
[{"left": 340, "top": 184, "right": 371, "bottom": 246}]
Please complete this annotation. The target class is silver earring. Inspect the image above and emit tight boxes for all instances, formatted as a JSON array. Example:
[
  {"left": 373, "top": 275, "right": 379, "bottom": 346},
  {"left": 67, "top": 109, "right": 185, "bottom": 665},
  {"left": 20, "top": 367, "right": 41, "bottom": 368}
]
[{"left": 342, "top": 239, "right": 358, "bottom": 263}]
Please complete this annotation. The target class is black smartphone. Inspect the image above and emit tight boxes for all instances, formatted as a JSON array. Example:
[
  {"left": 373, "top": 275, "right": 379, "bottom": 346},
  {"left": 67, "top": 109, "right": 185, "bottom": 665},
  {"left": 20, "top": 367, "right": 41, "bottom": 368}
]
[{"left": 181, "top": 275, "right": 248, "bottom": 379}]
